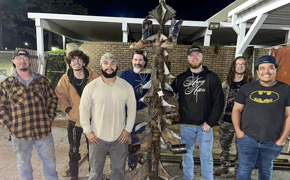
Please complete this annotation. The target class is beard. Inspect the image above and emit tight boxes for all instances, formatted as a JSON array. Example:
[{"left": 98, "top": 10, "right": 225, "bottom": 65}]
[
  {"left": 101, "top": 67, "right": 118, "bottom": 78},
  {"left": 133, "top": 67, "right": 142, "bottom": 73},
  {"left": 189, "top": 61, "right": 202, "bottom": 69},
  {"left": 133, "top": 64, "right": 144, "bottom": 73},
  {"left": 73, "top": 68, "right": 83, "bottom": 71},
  {"left": 235, "top": 71, "right": 245, "bottom": 75},
  {"left": 20, "top": 67, "right": 28, "bottom": 71}
]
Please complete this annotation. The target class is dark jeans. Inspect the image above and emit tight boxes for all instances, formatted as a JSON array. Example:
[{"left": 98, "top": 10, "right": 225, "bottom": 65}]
[
  {"left": 128, "top": 123, "right": 145, "bottom": 169},
  {"left": 237, "top": 135, "right": 283, "bottom": 180},
  {"left": 68, "top": 122, "right": 89, "bottom": 176}
]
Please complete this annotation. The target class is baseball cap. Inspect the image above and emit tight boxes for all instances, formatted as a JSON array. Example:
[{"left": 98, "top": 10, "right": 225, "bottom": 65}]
[
  {"left": 256, "top": 55, "right": 277, "bottom": 66},
  {"left": 100, "top": 53, "right": 118, "bottom": 65},
  {"left": 187, "top": 46, "right": 203, "bottom": 55},
  {"left": 13, "top": 49, "right": 30, "bottom": 59}
]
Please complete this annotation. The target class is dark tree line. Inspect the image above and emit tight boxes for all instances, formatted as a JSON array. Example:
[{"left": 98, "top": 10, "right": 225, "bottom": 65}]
[{"left": 0, "top": 0, "right": 87, "bottom": 50}]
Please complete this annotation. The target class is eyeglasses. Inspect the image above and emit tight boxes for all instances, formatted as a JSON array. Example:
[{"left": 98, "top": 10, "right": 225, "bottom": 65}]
[
  {"left": 71, "top": 58, "right": 83, "bottom": 62},
  {"left": 15, "top": 56, "right": 30, "bottom": 61},
  {"left": 236, "top": 63, "right": 246, "bottom": 67}
]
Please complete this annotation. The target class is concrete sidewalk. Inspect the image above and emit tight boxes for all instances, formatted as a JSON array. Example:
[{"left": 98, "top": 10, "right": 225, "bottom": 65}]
[{"left": 1, "top": 116, "right": 290, "bottom": 180}]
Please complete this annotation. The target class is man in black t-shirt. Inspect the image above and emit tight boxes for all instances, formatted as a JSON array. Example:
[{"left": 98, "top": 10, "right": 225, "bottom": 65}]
[
  {"left": 214, "top": 56, "right": 253, "bottom": 177},
  {"left": 232, "top": 55, "right": 290, "bottom": 180}
]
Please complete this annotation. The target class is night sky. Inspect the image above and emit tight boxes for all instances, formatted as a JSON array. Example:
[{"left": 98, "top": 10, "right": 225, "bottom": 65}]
[{"left": 74, "top": 0, "right": 236, "bottom": 21}]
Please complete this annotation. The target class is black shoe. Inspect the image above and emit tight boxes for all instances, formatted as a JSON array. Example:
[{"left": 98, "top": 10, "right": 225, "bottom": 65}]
[
  {"left": 68, "top": 176, "right": 78, "bottom": 180},
  {"left": 214, "top": 166, "right": 229, "bottom": 176}
]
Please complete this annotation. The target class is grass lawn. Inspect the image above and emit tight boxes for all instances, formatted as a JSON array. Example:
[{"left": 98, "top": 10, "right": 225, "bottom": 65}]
[{"left": 0, "top": 59, "right": 13, "bottom": 75}]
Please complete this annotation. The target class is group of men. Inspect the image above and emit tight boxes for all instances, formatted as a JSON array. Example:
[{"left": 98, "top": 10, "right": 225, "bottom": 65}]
[{"left": 0, "top": 46, "right": 289, "bottom": 180}]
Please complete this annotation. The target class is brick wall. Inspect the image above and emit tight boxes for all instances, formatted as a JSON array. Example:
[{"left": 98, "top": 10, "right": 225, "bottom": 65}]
[{"left": 66, "top": 42, "right": 269, "bottom": 82}]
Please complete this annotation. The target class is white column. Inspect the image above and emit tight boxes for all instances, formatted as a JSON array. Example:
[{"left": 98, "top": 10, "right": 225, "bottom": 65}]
[
  {"left": 35, "top": 18, "right": 45, "bottom": 76},
  {"left": 285, "top": 30, "right": 290, "bottom": 44},
  {"left": 62, "top": 35, "right": 66, "bottom": 50},
  {"left": 122, "top": 22, "right": 128, "bottom": 42},
  {"left": 203, "top": 29, "right": 212, "bottom": 46},
  {"left": 235, "top": 22, "right": 246, "bottom": 57}
]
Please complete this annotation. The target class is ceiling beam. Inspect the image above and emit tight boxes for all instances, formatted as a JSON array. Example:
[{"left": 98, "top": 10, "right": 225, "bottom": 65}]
[
  {"left": 229, "top": 0, "right": 290, "bottom": 24},
  {"left": 236, "top": 14, "right": 268, "bottom": 56},
  {"left": 183, "top": 27, "right": 207, "bottom": 44},
  {"left": 40, "top": 19, "right": 86, "bottom": 40}
]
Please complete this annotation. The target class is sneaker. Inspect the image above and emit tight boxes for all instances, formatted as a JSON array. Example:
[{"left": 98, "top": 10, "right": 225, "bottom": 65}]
[{"left": 214, "top": 166, "right": 229, "bottom": 176}]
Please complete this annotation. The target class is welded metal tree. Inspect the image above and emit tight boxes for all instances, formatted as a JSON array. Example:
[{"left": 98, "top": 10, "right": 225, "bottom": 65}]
[{"left": 129, "top": 0, "right": 185, "bottom": 179}]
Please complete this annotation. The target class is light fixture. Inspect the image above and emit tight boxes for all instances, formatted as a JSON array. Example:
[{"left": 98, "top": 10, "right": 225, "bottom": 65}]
[
  {"left": 208, "top": 22, "right": 220, "bottom": 30},
  {"left": 51, "top": 47, "right": 58, "bottom": 51}
]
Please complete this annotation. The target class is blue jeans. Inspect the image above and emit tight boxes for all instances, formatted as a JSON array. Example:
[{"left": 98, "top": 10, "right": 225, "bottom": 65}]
[
  {"left": 180, "top": 124, "right": 214, "bottom": 180},
  {"left": 11, "top": 134, "right": 58, "bottom": 180},
  {"left": 237, "top": 135, "right": 283, "bottom": 180}
]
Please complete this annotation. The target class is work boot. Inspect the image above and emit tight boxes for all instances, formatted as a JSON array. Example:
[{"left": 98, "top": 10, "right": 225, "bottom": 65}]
[
  {"left": 105, "top": 171, "right": 111, "bottom": 180},
  {"left": 130, "top": 19, "right": 152, "bottom": 50},
  {"left": 161, "top": 18, "right": 183, "bottom": 49},
  {"left": 69, "top": 176, "right": 78, "bottom": 180},
  {"left": 214, "top": 165, "right": 229, "bottom": 176},
  {"left": 234, "top": 169, "right": 237, "bottom": 178}
]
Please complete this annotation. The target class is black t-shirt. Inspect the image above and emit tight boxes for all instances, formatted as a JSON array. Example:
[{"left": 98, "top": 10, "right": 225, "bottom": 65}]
[
  {"left": 74, "top": 77, "right": 84, "bottom": 96},
  {"left": 224, "top": 80, "right": 245, "bottom": 123},
  {"left": 235, "top": 81, "right": 290, "bottom": 142}
]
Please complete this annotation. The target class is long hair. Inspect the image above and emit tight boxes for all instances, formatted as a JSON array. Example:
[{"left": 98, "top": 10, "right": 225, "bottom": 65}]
[{"left": 226, "top": 56, "right": 254, "bottom": 87}]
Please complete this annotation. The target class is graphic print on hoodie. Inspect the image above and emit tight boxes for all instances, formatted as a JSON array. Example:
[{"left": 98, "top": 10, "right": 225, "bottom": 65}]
[
  {"left": 171, "top": 66, "right": 224, "bottom": 127},
  {"left": 183, "top": 74, "right": 205, "bottom": 102}
]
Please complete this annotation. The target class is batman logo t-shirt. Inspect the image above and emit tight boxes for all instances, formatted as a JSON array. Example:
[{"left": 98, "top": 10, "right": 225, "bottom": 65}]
[{"left": 234, "top": 81, "right": 290, "bottom": 142}]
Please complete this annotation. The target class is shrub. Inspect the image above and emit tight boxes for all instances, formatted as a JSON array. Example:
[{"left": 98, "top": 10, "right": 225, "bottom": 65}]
[{"left": 46, "top": 50, "right": 66, "bottom": 89}]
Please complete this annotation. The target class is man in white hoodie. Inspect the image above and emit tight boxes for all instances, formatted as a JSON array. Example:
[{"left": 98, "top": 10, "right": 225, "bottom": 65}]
[{"left": 79, "top": 53, "right": 136, "bottom": 180}]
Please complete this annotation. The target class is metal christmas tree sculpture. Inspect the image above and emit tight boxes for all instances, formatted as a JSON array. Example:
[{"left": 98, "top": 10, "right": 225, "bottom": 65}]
[{"left": 128, "top": 1, "right": 186, "bottom": 179}]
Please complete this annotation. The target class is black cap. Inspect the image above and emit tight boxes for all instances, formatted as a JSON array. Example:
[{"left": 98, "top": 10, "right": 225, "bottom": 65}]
[
  {"left": 187, "top": 46, "right": 203, "bottom": 55},
  {"left": 13, "top": 49, "right": 30, "bottom": 59}
]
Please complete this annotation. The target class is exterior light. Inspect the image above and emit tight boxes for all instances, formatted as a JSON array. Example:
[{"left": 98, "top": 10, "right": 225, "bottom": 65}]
[{"left": 208, "top": 22, "right": 220, "bottom": 30}]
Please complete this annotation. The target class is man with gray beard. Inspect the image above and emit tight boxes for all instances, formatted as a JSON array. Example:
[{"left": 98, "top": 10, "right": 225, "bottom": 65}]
[{"left": 120, "top": 50, "right": 151, "bottom": 170}]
